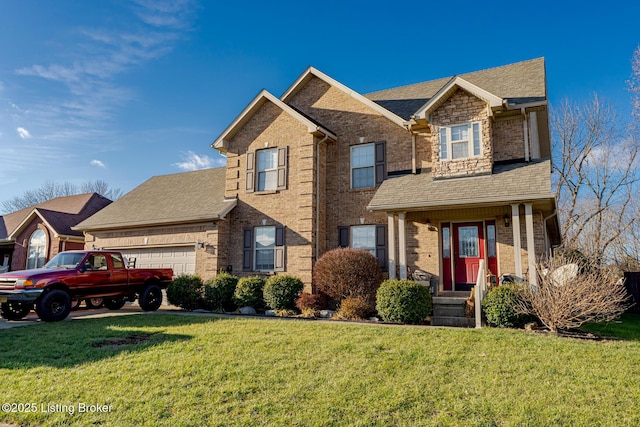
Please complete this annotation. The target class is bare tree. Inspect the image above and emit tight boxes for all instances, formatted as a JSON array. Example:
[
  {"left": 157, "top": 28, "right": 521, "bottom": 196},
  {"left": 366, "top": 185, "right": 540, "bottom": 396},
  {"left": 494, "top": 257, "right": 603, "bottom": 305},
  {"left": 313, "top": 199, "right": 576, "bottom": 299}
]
[
  {"left": 551, "top": 95, "right": 640, "bottom": 265},
  {"left": 1, "top": 180, "right": 122, "bottom": 213},
  {"left": 629, "top": 45, "right": 640, "bottom": 122}
]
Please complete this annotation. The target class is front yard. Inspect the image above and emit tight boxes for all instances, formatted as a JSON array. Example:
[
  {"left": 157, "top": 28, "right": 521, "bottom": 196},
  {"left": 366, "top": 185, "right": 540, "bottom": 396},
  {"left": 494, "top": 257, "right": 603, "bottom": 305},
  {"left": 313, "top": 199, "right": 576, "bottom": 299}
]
[{"left": 1, "top": 313, "right": 639, "bottom": 426}]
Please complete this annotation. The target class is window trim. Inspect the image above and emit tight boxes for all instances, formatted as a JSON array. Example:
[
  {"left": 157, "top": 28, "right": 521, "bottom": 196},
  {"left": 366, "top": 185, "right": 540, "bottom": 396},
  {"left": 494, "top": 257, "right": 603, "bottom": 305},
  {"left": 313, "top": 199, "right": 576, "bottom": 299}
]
[
  {"left": 349, "top": 141, "right": 386, "bottom": 189},
  {"left": 438, "top": 121, "right": 482, "bottom": 161},
  {"left": 254, "top": 226, "right": 276, "bottom": 272},
  {"left": 350, "top": 144, "right": 375, "bottom": 189},
  {"left": 256, "top": 148, "right": 278, "bottom": 192},
  {"left": 26, "top": 228, "right": 47, "bottom": 269}
]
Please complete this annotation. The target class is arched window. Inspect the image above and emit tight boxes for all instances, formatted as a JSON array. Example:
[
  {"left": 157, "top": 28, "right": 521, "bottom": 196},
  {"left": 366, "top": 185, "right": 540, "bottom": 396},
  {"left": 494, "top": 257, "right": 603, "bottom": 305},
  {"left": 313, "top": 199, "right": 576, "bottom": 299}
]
[{"left": 26, "top": 229, "right": 47, "bottom": 269}]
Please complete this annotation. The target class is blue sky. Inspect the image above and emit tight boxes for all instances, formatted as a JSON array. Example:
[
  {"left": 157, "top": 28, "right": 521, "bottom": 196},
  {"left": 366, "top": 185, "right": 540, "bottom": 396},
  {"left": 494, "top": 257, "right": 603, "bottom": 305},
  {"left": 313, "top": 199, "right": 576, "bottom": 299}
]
[{"left": 0, "top": 0, "right": 638, "bottom": 209}]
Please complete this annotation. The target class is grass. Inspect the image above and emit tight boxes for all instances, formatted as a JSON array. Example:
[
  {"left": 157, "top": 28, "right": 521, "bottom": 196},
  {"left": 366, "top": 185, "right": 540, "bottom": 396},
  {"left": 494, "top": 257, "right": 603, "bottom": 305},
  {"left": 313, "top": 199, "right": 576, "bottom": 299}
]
[{"left": 0, "top": 313, "right": 639, "bottom": 426}]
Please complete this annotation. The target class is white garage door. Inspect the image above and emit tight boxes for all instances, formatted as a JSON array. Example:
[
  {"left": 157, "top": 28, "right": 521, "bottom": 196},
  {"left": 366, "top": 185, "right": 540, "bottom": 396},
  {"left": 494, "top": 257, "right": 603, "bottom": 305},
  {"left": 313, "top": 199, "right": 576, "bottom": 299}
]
[{"left": 119, "top": 247, "right": 196, "bottom": 276}]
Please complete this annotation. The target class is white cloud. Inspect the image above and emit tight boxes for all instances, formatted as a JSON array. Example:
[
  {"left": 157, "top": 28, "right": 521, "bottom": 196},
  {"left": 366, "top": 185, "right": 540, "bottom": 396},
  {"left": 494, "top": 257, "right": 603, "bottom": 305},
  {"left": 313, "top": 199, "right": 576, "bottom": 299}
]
[
  {"left": 91, "top": 159, "right": 106, "bottom": 168},
  {"left": 16, "top": 127, "right": 31, "bottom": 139},
  {"left": 173, "top": 151, "right": 224, "bottom": 171}
]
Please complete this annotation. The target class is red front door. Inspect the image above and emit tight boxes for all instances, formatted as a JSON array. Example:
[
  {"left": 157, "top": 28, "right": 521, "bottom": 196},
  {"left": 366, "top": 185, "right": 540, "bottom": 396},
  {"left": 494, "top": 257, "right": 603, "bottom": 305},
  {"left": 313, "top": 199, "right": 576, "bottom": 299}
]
[{"left": 453, "top": 222, "right": 484, "bottom": 291}]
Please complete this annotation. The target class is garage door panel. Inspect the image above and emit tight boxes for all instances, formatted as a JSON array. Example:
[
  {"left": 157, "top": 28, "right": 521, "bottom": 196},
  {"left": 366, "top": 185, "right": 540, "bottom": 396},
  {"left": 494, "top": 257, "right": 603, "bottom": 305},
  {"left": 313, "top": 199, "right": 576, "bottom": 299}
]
[{"left": 119, "top": 247, "right": 195, "bottom": 275}]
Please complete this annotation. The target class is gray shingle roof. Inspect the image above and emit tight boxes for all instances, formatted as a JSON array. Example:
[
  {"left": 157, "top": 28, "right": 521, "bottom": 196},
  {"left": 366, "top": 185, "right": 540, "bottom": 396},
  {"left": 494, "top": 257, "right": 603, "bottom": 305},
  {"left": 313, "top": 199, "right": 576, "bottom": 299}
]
[
  {"left": 75, "top": 168, "right": 235, "bottom": 230},
  {"left": 364, "top": 58, "right": 546, "bottom": 119},
  {"left": 368, "top": 159, "right": 555, "bottom": 211}
]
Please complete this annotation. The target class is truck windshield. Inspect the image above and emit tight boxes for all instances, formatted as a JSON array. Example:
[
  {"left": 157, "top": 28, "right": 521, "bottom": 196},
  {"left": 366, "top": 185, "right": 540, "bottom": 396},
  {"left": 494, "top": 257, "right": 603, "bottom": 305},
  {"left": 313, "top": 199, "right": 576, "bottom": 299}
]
[{"left": 44, "top": 253, "right": 86, "bottom": 269}]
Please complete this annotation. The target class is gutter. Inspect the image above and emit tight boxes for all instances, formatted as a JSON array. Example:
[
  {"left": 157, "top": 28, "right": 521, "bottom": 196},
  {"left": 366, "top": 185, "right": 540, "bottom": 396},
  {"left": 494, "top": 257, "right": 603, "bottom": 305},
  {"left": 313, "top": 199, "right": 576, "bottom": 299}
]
[{"left": 368, "top": 193, "right": 557, "bottom": 212}]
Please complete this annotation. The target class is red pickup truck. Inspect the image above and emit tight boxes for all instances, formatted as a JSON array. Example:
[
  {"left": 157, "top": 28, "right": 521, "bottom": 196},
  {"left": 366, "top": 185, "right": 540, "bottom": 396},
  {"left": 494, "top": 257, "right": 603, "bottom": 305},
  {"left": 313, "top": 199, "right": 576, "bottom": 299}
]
[{"left": 0, "top": 250, "right": 173, "bottom": 322}]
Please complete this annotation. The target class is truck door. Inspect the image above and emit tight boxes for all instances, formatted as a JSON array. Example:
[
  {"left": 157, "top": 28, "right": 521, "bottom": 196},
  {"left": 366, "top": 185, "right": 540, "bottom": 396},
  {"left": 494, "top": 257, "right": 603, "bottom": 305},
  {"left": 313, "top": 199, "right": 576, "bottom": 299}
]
[
  {"left": 76, "top": 253, "right": 113, "bottom": 297},
  {"left": 108, "top": 253, "right": 129, "bottom": 294}
]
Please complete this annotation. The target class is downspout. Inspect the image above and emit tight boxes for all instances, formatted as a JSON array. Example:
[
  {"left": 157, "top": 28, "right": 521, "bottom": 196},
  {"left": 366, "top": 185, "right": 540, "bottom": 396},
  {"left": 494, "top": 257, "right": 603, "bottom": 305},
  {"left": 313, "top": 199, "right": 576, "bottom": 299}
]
[
  {"left": 405, "top": 120, "right": 417, "bottom": 174},
  {"left": 316, "top": 134, "right": 331, "bottom": 265},
  {"left": 522, "top": 107, "right": 530, "bottom": 162}
]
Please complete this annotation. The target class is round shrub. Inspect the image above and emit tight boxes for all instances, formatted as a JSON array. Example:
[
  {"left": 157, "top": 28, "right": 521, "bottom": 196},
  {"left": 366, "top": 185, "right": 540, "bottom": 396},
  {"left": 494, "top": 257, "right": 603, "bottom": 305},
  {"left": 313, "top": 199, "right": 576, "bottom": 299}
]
[
  {"left": 263, "top": 274, "right": 304, "bottom": 310},
  {"left": 482, "top": 284, "right": 530, "bottom": 328},
  {"left": 313, "top": 248, "right": 383, "bottom": 303},
  {"left": 376, "top": 279, "right": 432, "bottom": 324},
  {"left": 234, "top": 276, "right": 266, "bottom": 309},
  {"left": 166, "top": 274, "right": 203, "bottom": 311},
  {"left": 203, "top": 272, "right": 238, "bottom": 312},
  {"left": 335, "top": 297, "right": 374, "bottom": 320}
]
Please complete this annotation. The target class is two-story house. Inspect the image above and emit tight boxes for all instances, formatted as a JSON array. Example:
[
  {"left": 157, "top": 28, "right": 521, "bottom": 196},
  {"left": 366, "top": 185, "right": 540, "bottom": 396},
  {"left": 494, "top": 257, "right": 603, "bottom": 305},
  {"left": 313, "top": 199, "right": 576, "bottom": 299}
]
[{"left": 212, "top": 57, "right": 560, "bottom": 292}]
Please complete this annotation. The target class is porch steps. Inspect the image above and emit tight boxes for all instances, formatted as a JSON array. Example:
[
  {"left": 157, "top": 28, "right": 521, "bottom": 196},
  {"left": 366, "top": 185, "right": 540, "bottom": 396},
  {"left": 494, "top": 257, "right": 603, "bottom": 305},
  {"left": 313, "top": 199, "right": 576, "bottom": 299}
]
[{"left": 431, "top": 292, "right": 475, "bottom": 327}]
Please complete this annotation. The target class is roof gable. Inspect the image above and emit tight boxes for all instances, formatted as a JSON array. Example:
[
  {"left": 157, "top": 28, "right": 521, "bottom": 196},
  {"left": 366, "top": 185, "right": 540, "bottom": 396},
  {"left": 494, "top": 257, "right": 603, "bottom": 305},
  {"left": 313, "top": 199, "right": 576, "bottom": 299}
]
[
  {"left": 211, "top": 90, "right": 336, "bottom": 152},
  {"left": 281, "top": 66, "right": 408, "bottom": 128}
]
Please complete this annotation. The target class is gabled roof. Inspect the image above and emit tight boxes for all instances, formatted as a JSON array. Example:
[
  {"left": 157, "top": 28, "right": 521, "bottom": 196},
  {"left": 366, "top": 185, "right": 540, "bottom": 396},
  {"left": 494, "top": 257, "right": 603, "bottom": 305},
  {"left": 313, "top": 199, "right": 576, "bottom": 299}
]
[
  {"left": 0, "top": 193, "right": 112, "bottom": 240},
  {"left": 281, "top": 66, "right": 408, "bottom": 128},
  {"left": 74, "top": 168, "right": 235, "bottom": 231},
  {"left": 211, "top": 90, "right": 336, "bottom": 152},
  {"left": 365, "top": 58, "right": 547, "bottom": 119}
]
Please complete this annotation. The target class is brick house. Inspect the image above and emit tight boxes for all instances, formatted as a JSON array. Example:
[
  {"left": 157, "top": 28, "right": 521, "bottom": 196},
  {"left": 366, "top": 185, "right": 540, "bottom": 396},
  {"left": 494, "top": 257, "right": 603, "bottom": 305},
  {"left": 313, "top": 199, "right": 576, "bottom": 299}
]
[
  {"left": 77, "top": 58, "right": 560, "bottom": 292},
  {"left": 0, "top": 193, "right": 111, "bottom": 272}
]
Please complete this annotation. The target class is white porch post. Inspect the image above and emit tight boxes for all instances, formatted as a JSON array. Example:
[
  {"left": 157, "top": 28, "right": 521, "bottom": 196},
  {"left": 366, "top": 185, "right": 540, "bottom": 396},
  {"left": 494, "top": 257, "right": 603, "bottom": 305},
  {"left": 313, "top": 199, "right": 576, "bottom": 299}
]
[
  {"left": 398, "top": 212, "right": 407, "bottom": 279},
  {"left": 511, "top": 204, "right": 523, "bottom": 279},
  {"left": 524, "top": 203, "right": 537, "bottom": 286},
  {"left": 388, "top": 213, "right": 396, "bottom": 279}
]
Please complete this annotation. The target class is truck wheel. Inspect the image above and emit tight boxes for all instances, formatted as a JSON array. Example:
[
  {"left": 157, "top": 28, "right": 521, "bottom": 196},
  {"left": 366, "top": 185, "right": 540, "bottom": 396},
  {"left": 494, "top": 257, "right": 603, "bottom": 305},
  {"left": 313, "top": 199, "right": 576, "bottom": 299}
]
[
  {"left": 104, "top": 297, "right": 126, "bottom": 310},
  {"left": 86, "top": 298, "right": 104, "bottom": 309},
  {"left": 70, "top": 298, "right": 81, "bottom": 311},
  {"left": 0, "top": 302, "right": 32, "bottom": 320},
  {"left": 35, "top": 290, "right": 71, "bottom": 322},
  {"left": 139, "top": 285, "right": 163, "bottom": 311}
]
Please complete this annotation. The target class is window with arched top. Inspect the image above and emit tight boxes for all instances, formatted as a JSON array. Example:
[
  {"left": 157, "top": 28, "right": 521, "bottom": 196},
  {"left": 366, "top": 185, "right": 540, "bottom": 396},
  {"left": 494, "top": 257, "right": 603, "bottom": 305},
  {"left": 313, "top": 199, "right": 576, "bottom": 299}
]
[{"left": 26, "top": 229, "right": 47, "bottom": 269}]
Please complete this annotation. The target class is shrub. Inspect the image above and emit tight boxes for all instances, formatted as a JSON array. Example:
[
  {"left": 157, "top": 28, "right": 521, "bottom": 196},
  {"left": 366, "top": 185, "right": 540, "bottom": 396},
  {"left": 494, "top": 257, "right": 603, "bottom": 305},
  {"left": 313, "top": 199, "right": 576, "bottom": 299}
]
[
  {"left": 296, "top": 293, "right": 327, "bottom": 311},
  {"left": 376, "top": 279, "right": 432, "bottom": 325},
  {"left": 263, "top": 274, "right": 304, "bottom": 310},
  {"left": 335, "top": 297, "right": 374, "bottom": 320},
  {"left": 482, "top": 284, "right": 530, "bottom": 328},
  {"left": 313, "top": 248, "right": 382, "bottom": 304},
  {"left": 202, "top": 272, "right": 238, "bottom": 312},
  {"left": 234, "top": 276, "right": 266, "bottom": 309},
  {"left": 166, "top": 274, "right": 203, "bottom": 311}
]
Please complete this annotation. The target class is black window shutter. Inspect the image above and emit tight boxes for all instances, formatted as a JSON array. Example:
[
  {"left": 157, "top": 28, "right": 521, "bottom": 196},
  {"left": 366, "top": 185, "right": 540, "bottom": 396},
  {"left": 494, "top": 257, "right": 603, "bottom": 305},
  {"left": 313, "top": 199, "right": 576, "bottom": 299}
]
[
  {"left": 338, "top": 226, "right": 349, "bottom": 248},
  {"left": 375, "top": 141, "right": 386, "bottom": 186},
  {"left": 376, "top": 224, "right": 387, "bottom": 272},
  {"left": 276, "top": 146, "right": 288, "bottom": 190},
  {"left": 246, "top": 151, "right": 255, "bottom": 193},
  {"left": 275, "top": 225, "right": 285, "bottom": 271},
  {"left": 242, "top": 228, "right": 253, "bottom": 271}
]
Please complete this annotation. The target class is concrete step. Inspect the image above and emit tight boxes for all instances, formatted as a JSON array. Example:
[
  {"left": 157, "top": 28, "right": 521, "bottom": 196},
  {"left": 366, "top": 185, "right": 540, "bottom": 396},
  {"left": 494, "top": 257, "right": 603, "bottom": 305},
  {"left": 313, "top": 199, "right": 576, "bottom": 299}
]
[
  {"left": 431, "top": 316, "right": 476, "bottom": 328},
  {"left": 432, "top": 296, "right": 468, "bottom": 305},
  {"left": 433, "top": 304, "right": 466, "bottom": 318}
]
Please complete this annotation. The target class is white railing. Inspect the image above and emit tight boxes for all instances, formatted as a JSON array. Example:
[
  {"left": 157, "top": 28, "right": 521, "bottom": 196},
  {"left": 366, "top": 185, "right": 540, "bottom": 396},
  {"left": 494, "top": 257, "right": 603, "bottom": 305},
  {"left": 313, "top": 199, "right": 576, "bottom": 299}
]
[{"left": 474, "top": 260, "right": 487, "bottom": 329}]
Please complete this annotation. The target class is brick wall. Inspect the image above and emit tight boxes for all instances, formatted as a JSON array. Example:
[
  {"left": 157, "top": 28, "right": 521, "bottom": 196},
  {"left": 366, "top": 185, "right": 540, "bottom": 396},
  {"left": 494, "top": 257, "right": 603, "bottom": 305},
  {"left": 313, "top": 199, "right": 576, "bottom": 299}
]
[
  {"left": 493, "top": 115, "right": 525, "bottom": 162},
  {"left": 11, "top": 220, "right": 59, "bottom": 271}
]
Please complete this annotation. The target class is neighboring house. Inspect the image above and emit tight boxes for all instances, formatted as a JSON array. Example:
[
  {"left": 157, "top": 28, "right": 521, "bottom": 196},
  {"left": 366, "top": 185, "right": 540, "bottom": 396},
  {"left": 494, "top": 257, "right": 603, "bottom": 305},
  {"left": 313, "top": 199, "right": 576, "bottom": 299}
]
[
  {"left": 0, "top": 193, "right": 112, "bottom": 272},
  {"left": 78, "top": 58, "right": 560, "bottom": 292},
  {"left": 74, "top": 168, "right": 236, "bottom": 277}
]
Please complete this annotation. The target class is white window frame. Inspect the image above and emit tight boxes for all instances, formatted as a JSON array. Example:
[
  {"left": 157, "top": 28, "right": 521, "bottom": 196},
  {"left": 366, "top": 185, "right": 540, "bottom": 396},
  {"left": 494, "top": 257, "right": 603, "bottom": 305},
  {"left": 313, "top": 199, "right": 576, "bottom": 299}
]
[
  {"left": 350, "top": 143, "right": 375, "bottom": 189},
  {"left": 438, "top": 121, "right": 482, "bottom": 161},
  {"left": 256, "top": 148, "right": 278, "bottom": 191},
  {"left": 254, "top": 226, "right": 276, "bottom": 271},
  {"left": 350, "top": 225, "right": 376, "bottom": 256},
  {"left": 26, "top": 229, "right": 47, "bottom": 269}
]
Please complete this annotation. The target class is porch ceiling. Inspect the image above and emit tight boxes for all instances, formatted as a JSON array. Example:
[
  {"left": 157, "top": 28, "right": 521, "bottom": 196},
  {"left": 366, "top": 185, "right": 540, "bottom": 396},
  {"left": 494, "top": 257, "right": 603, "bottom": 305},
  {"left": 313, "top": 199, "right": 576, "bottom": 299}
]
[{"left": 368, "top": 159, "right": 556, "bottom": 214}]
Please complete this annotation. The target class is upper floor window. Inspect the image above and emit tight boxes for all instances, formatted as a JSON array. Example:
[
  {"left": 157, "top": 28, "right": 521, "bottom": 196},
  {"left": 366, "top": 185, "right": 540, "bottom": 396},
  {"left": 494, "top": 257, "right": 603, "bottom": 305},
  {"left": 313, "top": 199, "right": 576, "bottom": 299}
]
[
  {"left": 26, "top": 229, "right": 46, "bottom": 269},
  {"left": 438, "top": 122, "right": 481, "bottom": 160},
  {"left": 246, "top": 147, "right": 288, "bottom": 193},
  {"left": 350, "top": 141, "right": 386, "bottom": 189}
]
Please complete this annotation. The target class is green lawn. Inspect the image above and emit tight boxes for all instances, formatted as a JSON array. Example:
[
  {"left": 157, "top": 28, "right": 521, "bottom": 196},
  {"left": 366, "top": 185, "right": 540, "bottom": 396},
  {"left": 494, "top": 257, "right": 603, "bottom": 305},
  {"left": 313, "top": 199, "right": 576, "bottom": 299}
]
[{"left": 1, "top": 313, "right": 639, "bottom": 426}]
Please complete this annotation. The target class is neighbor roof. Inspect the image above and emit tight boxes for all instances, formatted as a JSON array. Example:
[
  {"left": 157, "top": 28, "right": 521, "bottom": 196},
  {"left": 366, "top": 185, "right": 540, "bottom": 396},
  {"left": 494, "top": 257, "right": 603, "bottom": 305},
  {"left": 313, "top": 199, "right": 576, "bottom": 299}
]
[
  {"left": 0, "top": 193, "right": 112, "bottom": 240},
  {"left": 367, "top": 159, "right": 556, "bottom": 212},
  {"left": 365, "top": 58, "right": 546, "bottom": 119},
  {"left": 74, "top": 168, "right": 235, "bottom": 231}
]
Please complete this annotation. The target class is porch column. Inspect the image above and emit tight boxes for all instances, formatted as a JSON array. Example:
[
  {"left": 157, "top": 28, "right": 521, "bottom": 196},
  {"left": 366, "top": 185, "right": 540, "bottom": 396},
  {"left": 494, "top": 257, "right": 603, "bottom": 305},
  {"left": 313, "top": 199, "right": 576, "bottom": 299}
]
[
  {"left": 524, "top": 203, "right": 537, "bottom": 286},
  {"left": 511, "top": 204, "right": 523, "bottom": 279},
  {"left": 388, "top": 213, "right": 396, "bottom": 279},
  {"left": 398, "top": 212, "right": 407, "bottom": 279}
]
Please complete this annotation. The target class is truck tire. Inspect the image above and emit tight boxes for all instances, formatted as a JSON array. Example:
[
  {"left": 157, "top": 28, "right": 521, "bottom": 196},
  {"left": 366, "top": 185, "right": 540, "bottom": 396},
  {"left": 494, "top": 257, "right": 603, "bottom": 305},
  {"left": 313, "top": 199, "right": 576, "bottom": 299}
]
[
  {"left": 0, "top": 302, "right": 32, "bottom": 320},
  {"left": 104, "top": 297, "right": 126, "bottom": 310},
  {"left": 139, "top": 284, "right": 163, "bottom": 311},
  {"left": 35, "top": 290, "right": 71, "bottom": 322},
  {"left": 86, "top": 298, "right": 104, "bottom": 309}
]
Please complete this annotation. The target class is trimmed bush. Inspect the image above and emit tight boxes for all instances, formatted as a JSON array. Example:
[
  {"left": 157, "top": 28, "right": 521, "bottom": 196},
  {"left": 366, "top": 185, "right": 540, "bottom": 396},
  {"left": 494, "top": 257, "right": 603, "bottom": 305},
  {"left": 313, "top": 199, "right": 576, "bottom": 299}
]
[
  {"left": 263, "top": 274, "right": 304, "bottom": 310},
  {"left": 166, "top": 274, "right": 203, "bottom": 311},
  {"left": 296, "top": 293, "right": 327, "bottom": 311},
  {"left": 234, "top": 276, "right": 266, "bottom": 310},
  {"left": 482, "top": 284, "right": 529, "bottom": 328},
  {"left": 202, "top": 272, "right": 238, "bottom": 312},
  {"left": 376, "top": 279, "right": 432, "bottom": 325},
  {"left": 313, "top": 248, "right": 383, "bottom": 304},
  {"left": 335, "top": 297, "right": 374, "bottom": 320}
]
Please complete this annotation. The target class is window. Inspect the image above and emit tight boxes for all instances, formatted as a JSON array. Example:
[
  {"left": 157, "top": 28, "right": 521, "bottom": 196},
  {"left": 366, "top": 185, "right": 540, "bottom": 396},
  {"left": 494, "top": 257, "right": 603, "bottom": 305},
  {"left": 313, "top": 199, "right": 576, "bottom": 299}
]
[
  {"left": 26, "top": 229, "right": 46, "bottom": 269},
  {"left": 438, "top": 122, "right": 481, "bottom": 160},
  {"left": 442, "top": 226, "right": 451, "bottom": 259},
  {"left": 257, "top": 148, "right": 278, "bottom": 191},
  {"left": 254, "top": 226, "right": 275, "bottom": 271},
  {"left": 350, "top": 141, "right": 386, "bottom": 189},
  {"left": 112, "top": 254, "right": 125, "bottom": 269},
  {"left": 487, "top": 224, "right": 496, "bottom": 258},
  {"left": 338, "top": 224, "right": 387, "bottom": 271},
  {"left": 242, "top": 226, "right": 285, "bottom": 272},
  {"left": 351, "top": 225, "right": 376, "bottom": 256},
  {"left": 458, "top": 226, "right": 479, "bottom": 258}
]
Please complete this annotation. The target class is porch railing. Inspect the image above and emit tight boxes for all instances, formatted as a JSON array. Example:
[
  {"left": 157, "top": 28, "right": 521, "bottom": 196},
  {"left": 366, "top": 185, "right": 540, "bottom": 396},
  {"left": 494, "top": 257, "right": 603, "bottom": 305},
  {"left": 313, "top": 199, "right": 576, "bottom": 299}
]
[{"left": 474, "top": 260, "right": 487, "bottom": 329}]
